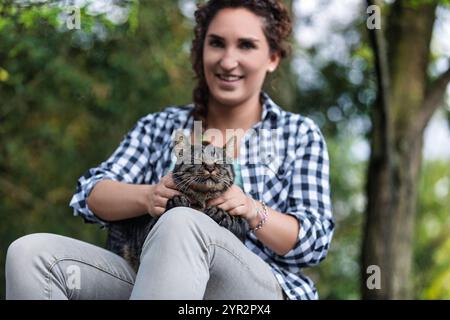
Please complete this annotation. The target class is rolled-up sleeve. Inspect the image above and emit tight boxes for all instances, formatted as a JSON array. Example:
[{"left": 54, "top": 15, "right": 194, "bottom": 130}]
[
  {"left": 272, "top": 121, "right": 334, "bottom": 272},
  {"left": 69, "top": 115, "right": 154, "bottom": 227}
]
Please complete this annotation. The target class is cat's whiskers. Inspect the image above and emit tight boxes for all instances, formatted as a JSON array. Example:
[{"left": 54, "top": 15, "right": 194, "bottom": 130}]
[
  {"left": 175, "top": 178, "right": 190, "bottom": 192},
  {"left": 176, "top": 175, "right": 199, "bottom": 192},
  {"left": 187, "top": 175, "right": 205, "bottom": 191}
]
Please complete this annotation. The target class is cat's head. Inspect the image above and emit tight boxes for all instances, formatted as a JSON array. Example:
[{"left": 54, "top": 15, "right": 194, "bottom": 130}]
[{"left": 171, "top": 131, "right": 235, "bottom": 193}]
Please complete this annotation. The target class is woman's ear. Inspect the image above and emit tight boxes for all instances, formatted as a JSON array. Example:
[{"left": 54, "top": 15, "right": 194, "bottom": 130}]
[{"left": 268, "top": 50, "right": 281, "bottom": 73}]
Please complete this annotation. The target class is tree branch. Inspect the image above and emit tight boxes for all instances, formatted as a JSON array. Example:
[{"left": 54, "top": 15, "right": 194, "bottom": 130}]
[{"left": 414, "top": 65, "right": 450, "bottom": 138}]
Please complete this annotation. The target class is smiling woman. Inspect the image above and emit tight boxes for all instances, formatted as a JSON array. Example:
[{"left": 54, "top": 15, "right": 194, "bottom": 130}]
[
  {"left": 202, "top": 8, "right": 279, "bottom": 111},
  {"left": 191, "top": 1, "right": 292, "bottom": 133},
  {"left": 5, "top": 0, "right": 334, "bottom": 301}
]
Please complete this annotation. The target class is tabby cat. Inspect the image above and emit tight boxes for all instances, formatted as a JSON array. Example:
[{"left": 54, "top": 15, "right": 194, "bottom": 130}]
[{"left": 106, "top": 132, "right": 249, "bottom": 272}]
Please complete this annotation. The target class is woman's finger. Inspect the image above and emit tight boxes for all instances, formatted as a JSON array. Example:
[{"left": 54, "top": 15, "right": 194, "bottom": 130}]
[
  {"left": 152, "top": 206, "right": 165, "bottom": 217},
  {"left": 208, "top": 197, "right": 224, "bottom": 207},
  {"left": 228, "top": 205, "right": 247, "bottom": 217},
  {"left": 154, "top": 195, "right": 169, "bottom": 208},
  {"left": 160, "top": 187, "right": 182, "bottom": 199},
  {"left": 217, "top": 199, "right": 241, "bottom": 212},
  {"left": 163, "top": 172, "right": 178, "bottom": 189}
]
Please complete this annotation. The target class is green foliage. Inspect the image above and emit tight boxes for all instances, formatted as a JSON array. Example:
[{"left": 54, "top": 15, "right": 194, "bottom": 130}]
[
  {"left": 414, "top": 160, "right": 450, "bottom": 299},
  {"left": 0, "top": 0, "right": 192, "bottom": 299},
  {"left": 293, "top": 10, "right": 376, "bottom": 140},
  {"left": 308, "top": 134, "right": 367, "bottom": 299},
  {"left": 407, "top": 0, "right": 450, "bottom": 8}
]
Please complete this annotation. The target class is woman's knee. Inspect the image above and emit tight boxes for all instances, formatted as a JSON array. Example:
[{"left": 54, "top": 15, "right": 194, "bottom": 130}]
[
  {"left": 158, "top": 207, "right": 214, "bottom": 232},
  {"left": 6, "top": 233, "right": 59, "bottom": 268},
  {"left": 144, "top": 207, "right": 216, "bottom": 245}
]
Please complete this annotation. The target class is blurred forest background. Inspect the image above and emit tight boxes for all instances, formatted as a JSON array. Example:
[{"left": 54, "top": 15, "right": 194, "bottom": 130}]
[{"left": 1, "top": 0, "right": 449, "bottom": 299}]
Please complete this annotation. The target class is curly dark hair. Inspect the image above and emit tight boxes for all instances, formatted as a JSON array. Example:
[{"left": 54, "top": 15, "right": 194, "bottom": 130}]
[{"left": 190, "top": 0, "right": 293, "bottom": 129}]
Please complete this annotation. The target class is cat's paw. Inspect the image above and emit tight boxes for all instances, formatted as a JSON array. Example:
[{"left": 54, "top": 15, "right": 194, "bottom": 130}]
[
  {"left": 165, "top": 194, "right": 191, "bottom": 212},
  {"left": 204, "top": 205, "right": 226, "bottom": 224},
  {"left": 204, "top": 206, "right": 248, "bottom": 242}
]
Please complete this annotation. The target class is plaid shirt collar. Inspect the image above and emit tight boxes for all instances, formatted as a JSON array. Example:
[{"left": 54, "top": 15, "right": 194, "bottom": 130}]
[{"left": 260, "top": 91, "right": 282, "bottom": 121}]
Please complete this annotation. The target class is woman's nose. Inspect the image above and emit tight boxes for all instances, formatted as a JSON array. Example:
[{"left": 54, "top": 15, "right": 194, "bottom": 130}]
[{"left": 219, "top": 50, "right": 238, "bottom": 70}]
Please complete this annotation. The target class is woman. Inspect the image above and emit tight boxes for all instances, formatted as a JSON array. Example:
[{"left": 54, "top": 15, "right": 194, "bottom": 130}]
[{"left": 6, "top": 0, "right": 334, "bottom": 300}]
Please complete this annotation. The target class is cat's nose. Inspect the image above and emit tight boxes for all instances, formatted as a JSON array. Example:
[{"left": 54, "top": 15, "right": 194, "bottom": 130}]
[{"left": 205, "top": 164, "right": 215, "bottom": 173}]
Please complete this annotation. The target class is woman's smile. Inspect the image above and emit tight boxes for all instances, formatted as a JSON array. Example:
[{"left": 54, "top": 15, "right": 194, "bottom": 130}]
[{"left": 216, "top": 73, "right": 245, "bottom": 88}]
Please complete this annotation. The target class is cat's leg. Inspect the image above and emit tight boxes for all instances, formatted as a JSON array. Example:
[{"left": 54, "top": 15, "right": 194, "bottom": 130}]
[
  {"left": 165, "top": 194, "right": 191, "bottom": 212},
  {"left": 204, "top": 206, "right": 248, "bottom": 242},
  {"left": 203, "top": 205, "right": 227, "bottom": 225}
]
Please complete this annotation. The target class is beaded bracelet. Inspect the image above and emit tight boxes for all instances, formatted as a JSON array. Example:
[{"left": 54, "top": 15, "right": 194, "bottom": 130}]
[{"left": 250, "top": 199, "right": 268, "bottom": 232}]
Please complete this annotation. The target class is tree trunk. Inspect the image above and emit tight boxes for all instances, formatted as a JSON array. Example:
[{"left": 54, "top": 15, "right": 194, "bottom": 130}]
[{"left": 361, "top": 0, "right": 450, "bottom": 299}]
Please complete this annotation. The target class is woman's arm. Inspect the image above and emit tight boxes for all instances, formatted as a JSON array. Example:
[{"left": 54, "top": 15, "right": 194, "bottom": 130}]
[
  {"left": 267, "top": 121, "right": 334, "bottom": 268},
  {"left": 87, "top": 173, "right": 181, "bottom": 222},
  {"left": 87, "top": 180, "right": 151, "bottom": 222},
  {"left": 247, "top": 202, "right": 299, "bottom": 256}
]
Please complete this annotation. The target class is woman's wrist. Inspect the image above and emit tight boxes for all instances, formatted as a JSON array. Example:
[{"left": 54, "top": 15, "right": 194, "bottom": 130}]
[
  {"left": 244, "top": 196, "right": 256, "bottom": 225},
  {"left": 139, "top": 184, "right": 155, "bottom": 216},
  {"left": 246, "top": 197, "right": 265, "bottom": 229},
  {"left": 252, "top": 200, "right": 269, "bottom": 232}
]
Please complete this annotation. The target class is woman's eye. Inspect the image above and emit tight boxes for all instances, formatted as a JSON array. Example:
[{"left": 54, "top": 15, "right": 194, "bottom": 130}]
[
  {"left": 209, "top": 40, "right": 223, "bottom": 48},
  {"left": 240, "top": 41, "right": 256, "bottom": 50}
]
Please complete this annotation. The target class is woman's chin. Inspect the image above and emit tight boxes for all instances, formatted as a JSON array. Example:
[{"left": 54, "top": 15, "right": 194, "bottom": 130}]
[{"left": 209, "top": 90, "right": 247, "bottom": 107}]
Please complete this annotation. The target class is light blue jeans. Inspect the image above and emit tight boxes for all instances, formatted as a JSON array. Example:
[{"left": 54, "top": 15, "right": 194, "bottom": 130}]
[{"left": 5, "top": 207, "right": 285, "bottom": 300}]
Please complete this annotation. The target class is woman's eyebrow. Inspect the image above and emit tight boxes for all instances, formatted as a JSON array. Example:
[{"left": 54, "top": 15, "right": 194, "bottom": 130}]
[{"left": 207, "top": 33, "right": 260, "bottom": 42}]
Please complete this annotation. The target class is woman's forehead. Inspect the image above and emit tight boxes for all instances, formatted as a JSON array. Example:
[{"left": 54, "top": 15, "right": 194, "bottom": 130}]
[{"left": 207, "top": 7, "right": 265, "bottom": 39}]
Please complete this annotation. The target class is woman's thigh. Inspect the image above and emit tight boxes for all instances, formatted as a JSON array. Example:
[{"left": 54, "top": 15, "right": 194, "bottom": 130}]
[
  {"left": 6, "top": 233, "right": 136, "bottom": 300},
  {"left": 135, "top": 207, "right": 284, "bottom": 300}
]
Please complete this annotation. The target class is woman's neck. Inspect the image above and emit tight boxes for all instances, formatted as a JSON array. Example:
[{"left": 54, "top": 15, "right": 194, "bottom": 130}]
[{"left": 206, "top": 93, "right": 262, "bottom": 133}]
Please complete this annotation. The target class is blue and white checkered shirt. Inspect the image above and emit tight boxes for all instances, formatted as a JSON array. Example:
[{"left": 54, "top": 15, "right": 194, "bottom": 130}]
[{"left": 69, "top": 91, "right": 335, "bottom": 300}]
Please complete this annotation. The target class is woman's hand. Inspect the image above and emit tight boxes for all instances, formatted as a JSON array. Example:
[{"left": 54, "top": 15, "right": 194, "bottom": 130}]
[
  {"left": 207, "top": 185, "right": 257, "bottom": 223},
  {"left": 145, "top": 172, "right": 181, "bottom": 218}
]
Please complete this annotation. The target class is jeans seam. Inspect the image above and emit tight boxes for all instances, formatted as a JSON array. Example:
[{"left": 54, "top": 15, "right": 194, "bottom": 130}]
[
  {"left": 206, "top": 242, "right": 278, "bottom": 291},
  {"left": 46, "top": 257, "right": 134, "bottom": 299}
]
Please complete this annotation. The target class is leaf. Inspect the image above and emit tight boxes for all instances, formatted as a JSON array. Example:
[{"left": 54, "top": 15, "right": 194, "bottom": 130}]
[{"left": 0, "top": 67, "right": 9, "bottom": 82}]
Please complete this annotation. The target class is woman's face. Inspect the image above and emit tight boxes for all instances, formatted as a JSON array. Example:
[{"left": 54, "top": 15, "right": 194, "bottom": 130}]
[{"left": 203, "top": 7, "right": 280, "bottom": 108}]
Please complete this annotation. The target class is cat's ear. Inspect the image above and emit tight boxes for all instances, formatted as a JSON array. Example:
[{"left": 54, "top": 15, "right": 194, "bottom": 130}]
[
  {"left": 173, "top": 130, "right": 190, "bottom": 160},
  {"left": 223, "top": 135, "right": 236, "bottom": 160}
]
